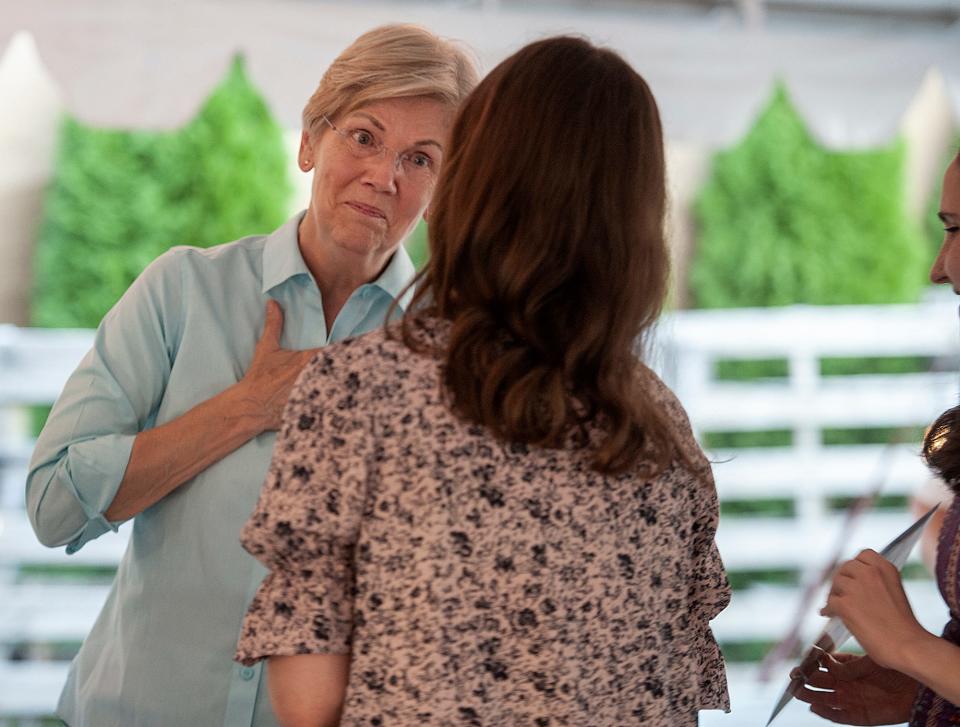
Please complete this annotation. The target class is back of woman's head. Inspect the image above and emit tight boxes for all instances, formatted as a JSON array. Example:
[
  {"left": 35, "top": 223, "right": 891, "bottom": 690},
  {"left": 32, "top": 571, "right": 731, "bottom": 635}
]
[
  {"left": 406, "top": 36, "right": 678, "bottom": 474},
  {"left": 923, "top": 406, "right": 960, "bottom": 494}
]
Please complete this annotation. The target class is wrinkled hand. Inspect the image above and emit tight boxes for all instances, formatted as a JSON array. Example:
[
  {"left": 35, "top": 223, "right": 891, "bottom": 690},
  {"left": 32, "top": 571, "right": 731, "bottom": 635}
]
[
  {"left": 239, "top": 300, "right": 320, "bottom": 431},
  {"left": 820, "top": 549, "right": 926, "bottom": 671},
  {"left": 793, "top": 652, "right": 918, "bottom": 725}
]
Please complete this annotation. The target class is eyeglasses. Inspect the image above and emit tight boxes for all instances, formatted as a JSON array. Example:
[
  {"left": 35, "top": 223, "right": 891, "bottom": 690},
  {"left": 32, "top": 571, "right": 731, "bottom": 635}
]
[{"left": 321, "top": 115, "right": 438, "bottom": 183}]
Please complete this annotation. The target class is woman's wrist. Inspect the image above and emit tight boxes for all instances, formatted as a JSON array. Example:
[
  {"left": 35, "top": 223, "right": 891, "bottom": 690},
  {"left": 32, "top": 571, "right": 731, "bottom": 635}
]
[
  {"left": 891, "top": 626, "right": 939, "bottom": 680},
  {"left": 224, "top": 380, "right": 273, "bottom": 437}
]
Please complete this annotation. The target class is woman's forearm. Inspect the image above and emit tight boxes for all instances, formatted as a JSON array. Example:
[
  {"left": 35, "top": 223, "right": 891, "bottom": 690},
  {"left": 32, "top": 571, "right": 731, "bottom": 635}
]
[
  {"left": 104, "top": 382, "right": 266, "bottom": 521},
  {"left": 897, "top": 630, "right": 960, "bottom": 708},
  {"left": 104, "top": 301, "right": 318, "bottom": 522},
  {"left": 267, "top": 654, "right": 349, "bottom": 727}
]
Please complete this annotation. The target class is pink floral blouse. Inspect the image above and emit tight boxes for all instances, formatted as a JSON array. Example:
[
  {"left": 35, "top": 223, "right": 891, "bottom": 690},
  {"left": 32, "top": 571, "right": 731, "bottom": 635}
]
[{"left": 235, "top": 319, "right": 730, "bottom": 726}]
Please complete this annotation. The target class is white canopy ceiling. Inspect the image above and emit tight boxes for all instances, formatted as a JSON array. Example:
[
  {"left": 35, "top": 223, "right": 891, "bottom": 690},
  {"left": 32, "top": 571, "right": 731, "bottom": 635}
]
[{"left": 1, "top": 0, "right": 958, "bottom": 147}]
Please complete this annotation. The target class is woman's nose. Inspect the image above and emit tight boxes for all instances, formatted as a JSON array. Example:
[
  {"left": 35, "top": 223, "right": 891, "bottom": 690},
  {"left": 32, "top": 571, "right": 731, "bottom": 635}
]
[{"left": 362, "top": 150, "right": 400, "bottom": 193}]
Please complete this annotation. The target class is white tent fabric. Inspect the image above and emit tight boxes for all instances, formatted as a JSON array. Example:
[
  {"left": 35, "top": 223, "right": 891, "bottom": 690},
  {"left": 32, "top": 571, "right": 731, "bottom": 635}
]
[
  {"left": 0, "top": 31, "right": 62, "bottom": 326},
  {"left": 0, "top": 0, "right": 957, "bottom": 320},
  {"left": 0, "top": 31, "right": 61, "bottom": 185},
  {"left": 0, "top": 0, "right": 957, "bottom": 147}
]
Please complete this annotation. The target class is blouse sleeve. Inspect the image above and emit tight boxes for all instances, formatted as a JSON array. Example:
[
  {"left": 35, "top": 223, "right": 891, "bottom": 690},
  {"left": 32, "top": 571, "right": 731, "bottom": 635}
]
[
  {"left": 642, "top": 363, "right": 732, "bottom": 712},
  {"left": 26, "top": 249, "right": 184, "bottom": 552},
  {"left": 687, "top": 499, "right": 731, "bottom": 712},
  {"left": 235, "top": 345, "right": 372, "bottom": 665}
]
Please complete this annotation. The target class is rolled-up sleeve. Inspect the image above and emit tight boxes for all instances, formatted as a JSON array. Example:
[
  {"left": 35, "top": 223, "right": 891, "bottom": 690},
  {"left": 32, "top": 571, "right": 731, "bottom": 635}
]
[
  {"left": 26, "top": 250, "right": 183, "bottom": 551},
  {"left": 235, "top": 346, "right": 371, "bottom": 666}
]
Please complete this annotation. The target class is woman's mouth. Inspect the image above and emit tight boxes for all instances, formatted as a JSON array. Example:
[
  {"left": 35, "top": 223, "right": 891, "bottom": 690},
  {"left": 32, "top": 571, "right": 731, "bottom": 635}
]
[{"left": 346, "top": 202, "right": 387, "bottom": 221}]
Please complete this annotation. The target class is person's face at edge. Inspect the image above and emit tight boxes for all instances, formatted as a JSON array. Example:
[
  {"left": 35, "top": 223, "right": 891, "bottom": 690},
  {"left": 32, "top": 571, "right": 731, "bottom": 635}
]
[
  {"left": 930, "top": 156, "right": 960, "bottom": 291},
  {"left": 298, "top": 96, "right": 453, "bottom": 271}
]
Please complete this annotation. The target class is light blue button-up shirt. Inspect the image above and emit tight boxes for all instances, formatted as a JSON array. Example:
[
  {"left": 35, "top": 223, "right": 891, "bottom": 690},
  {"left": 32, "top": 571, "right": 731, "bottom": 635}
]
[{"left": 25, "top": 212, "right": 415, "bottom": 727}]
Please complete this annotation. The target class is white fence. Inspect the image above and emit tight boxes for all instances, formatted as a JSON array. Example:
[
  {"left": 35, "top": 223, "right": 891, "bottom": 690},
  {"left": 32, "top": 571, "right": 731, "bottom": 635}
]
[
  {"left": 0, "top": 301, "right": 957, "bottom": 725},
  {"left": 0, "top": 325, "right": 130, "bottom": 722},
  {"left": 657, "top": 301, "right": 957, "bottom": 726}
]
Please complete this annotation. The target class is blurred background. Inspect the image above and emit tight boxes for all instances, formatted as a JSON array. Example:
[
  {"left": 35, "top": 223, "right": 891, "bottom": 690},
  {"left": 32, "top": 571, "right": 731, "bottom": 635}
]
[{"left": 1, "top": 0, "right": 959, "bottom": 724}]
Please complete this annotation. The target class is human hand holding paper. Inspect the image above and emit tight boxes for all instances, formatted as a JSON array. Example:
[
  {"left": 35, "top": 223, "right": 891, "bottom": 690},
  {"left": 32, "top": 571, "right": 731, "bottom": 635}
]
[
  {"left": 793, "top": 652, "right": 918, "bottom": 725},
  {"left": 820, "top": 548, "right": 928, "bottom": 671},
  {"left": 765, "top": 505, "right": 938, "bottom": 725}
]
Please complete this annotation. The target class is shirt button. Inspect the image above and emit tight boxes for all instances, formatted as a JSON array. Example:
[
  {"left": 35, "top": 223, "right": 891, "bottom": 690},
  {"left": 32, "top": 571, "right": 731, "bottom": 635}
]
[{"left": 240, "top": 666, "right": 256, "bottom": 681}]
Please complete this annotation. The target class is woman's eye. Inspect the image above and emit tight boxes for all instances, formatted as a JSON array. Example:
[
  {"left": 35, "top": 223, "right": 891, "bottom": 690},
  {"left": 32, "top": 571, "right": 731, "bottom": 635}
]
[
  {"left": 407, "top": 152, "right": 433, "bottom": 169},
  {"left": 945, "top": 226, "right": 960, "bottom": 235},
  {"left": 351, "top": 129, "right": 375, "bottom": 147}
]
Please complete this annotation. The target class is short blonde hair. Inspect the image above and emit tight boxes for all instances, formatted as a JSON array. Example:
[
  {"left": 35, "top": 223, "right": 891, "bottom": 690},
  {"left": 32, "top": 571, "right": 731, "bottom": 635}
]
[{"left": 303, "top": 24, "right": 479, "bottom": 136}]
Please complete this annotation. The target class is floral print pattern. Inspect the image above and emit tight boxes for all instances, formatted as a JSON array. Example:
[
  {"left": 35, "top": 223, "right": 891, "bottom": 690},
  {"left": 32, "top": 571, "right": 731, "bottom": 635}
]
[{"left": 236, "top": 318, "right": 730, "bottom": 725}]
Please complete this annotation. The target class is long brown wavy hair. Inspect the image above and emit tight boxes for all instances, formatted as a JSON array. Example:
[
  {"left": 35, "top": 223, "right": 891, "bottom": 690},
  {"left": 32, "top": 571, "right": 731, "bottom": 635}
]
[{"left": 400, "top": 36, "right": 680, "bottom": 475}]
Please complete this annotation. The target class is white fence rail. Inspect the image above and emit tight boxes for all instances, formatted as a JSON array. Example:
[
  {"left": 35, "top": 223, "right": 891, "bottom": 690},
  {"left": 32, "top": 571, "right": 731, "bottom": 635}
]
[
  {"left": 0, "top": 325, "right": 114, "bottom": 722},
  {"left": 1, "top": 302, "right": 957, "bottom": 725},
  {"left": 658, "top": 301, "right": 957, "bottom": 726}
]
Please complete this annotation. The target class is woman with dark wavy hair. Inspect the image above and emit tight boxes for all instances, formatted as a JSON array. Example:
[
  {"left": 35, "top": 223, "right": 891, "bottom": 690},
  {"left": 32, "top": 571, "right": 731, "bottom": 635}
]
[
  {"left": 795, "top": 152, "right": 960, "bottom": 726},
  {"left": 235, "top": 36, "right": 730, "bottom": 726}
]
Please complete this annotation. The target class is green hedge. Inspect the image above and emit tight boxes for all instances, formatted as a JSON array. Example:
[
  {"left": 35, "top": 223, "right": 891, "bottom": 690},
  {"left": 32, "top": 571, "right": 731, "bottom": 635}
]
[
  {"left": 691, "top": 84, "right": 927, "bottom": 309},
  {"left": 33, "top": 55, "right": 291, "bottom": 328},
  {"left": 406, "top": 219, "right": 429, "bottom": 270}
]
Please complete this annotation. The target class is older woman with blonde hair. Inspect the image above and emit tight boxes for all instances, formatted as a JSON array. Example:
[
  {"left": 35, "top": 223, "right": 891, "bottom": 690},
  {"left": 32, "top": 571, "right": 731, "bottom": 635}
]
[
  {"left": 237, "top": 35, "right": 730, "bottom": 726},
  {"left": 27, "top": 24, "right": 477, "bottom": 727}
]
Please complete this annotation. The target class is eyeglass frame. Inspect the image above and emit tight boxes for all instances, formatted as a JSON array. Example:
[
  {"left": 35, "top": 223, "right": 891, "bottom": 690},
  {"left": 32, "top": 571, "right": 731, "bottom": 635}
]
[{"left": 320, "top": 115, "right": 438, "bottom": 179}]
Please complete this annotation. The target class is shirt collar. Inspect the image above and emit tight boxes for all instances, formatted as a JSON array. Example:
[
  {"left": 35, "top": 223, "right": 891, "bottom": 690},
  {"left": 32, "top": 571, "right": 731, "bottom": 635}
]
[
  {"left": 261, "top": 209, "right": 417, "bottom": 311},
  {"left": 261, "top": 211, "right": 311, "bottom": 294},
  {"left": 371, "top": 241, "right": 416, "bottom": 311}
]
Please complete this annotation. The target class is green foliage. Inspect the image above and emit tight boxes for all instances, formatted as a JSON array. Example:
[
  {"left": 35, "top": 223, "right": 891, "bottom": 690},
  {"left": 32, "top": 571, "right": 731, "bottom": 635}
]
[
  {"left": 901, "top": 562, "right": 934, "bottom": 581},
  {"left": 725, "top": 568, "right": 799, "bottom": 591},
  {"left": 715, "top": 358, "right": 788, "bottom": 380},
  {"left": 33, "top": 55, "right": 291, "bottom": 328},
  {"left": 405, "top": 219, "right": 430, "bottom": 270},
  {"left": 28, "top": 404, "right": 52, "bottom": 439},
  {"left": 720, "top": 498, "right": 795, "bottom": 518},
  {"left": 719, "top": 640, "right": 780, "bottom": 663},
  {"left": 821, "top": 424, "right": 924, "bottom": 446},
  {"left": 32, "top": 122, "right": 185, "bottom": 327},
  {"left": 713, "top": 355, "right": 933, "bottom": 386},
  {"left": 702, "top": 429, "right": 793, "bottom": 449},
  {"left": 18, "top": 563, "right": 118, "bottom": 585},
  {"left": 692, "top": 84, "right": 927, "bottom": 308},
  {"left": 178, "top": 56, "right": 292, "bottom": 246},
  {"left": 819, "top": 355, "right": 932, "bottom": 376},
  {"left": 825, "top": 494, "right": 909, "bottom": 512}
]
